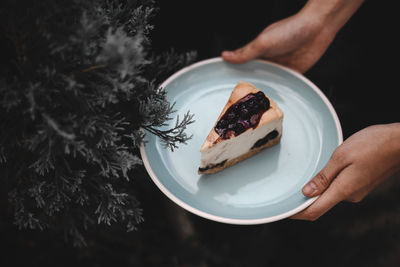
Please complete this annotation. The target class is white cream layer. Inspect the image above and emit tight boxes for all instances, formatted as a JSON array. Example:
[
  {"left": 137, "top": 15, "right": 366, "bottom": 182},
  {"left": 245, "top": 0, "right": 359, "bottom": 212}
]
[{"left": 200, "top": 117, "right": 283, "bottom": 168}]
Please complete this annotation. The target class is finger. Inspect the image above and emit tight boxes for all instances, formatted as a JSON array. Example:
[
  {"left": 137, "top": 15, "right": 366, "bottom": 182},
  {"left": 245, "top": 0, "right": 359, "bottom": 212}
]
[
  {"left": 302, "top": 149, "right": 348, "bottom": 197},
  {"left": 221, "top": 38, "right": 264, "bottom": 64},
  {"left": 291, "top": 173, "right": 348, "bottom": 221}
]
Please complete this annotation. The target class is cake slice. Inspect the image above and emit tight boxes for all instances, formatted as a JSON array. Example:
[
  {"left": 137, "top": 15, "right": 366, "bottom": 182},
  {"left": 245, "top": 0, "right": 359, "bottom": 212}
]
[{"left": 198, "top": 82, "right": 283, "bottom": 174}]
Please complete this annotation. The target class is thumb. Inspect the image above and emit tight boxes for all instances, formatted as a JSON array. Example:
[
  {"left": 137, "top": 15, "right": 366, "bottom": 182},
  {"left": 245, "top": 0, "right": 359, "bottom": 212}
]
[
  {"left": 221, "top": 38, "right": 264, "bottom": 64},
  {"left": 302, "top": 153, "right": 345, "bottom": 197}
]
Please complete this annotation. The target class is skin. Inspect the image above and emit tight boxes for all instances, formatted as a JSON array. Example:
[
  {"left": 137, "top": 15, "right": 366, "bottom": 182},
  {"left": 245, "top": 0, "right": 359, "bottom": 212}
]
[
  {"left": 221, "top": 0, "right": 400, "bottom": 220},
  {"left": 292, "top": 123, "right": 400, "bottom": 220},
  {"left": 222, "top": 0, "right": 364, "bottom": 73},
  {"left": 221, "top": 10, "right": 336, "bottom": 74}
]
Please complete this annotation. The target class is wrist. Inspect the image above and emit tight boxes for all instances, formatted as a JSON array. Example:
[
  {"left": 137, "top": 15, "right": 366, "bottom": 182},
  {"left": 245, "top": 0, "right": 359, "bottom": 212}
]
[{"left": 301, "top": 0, "right": 364, "bottom": 34}]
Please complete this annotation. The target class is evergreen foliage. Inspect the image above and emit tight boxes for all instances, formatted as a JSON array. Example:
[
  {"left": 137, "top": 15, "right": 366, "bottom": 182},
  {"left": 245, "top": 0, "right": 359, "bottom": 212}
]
[{"left": 0, "top": 0, "right": 195, "bottom": 246}]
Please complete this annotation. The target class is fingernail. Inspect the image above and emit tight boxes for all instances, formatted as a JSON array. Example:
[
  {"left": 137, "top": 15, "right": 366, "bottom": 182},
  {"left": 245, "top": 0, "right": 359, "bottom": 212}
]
[
  {"left": 222, "top": 51, "right": 234, "bottom": 57},
  {"left": 303, "top": 181, "right": 317, "bottom": 195}
]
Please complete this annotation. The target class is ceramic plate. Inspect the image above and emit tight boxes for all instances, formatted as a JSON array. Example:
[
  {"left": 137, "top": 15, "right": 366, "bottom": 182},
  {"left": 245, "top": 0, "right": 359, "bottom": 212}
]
[{"left": 140, "top": 58, "right": 342, "bottom": 224}]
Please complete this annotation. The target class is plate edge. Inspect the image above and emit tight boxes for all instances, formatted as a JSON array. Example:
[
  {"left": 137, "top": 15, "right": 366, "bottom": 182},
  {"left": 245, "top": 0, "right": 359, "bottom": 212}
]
[{"left": 139, "top": 57, "right": 343, "bottom": 224}]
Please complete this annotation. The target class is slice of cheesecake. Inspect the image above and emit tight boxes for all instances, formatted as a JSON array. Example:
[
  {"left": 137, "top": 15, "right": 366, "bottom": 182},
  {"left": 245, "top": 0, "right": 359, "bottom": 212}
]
[{"left": 198, "top": 82, "right": 283, "bottom": 174}]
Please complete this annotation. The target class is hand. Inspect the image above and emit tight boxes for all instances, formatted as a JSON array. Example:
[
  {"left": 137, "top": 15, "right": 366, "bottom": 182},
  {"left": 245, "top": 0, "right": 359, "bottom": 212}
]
[
  {"left": 222, "top": 0, "right": 364, "bottom": 73},
  {"left": 291, "top": 123, "right": 400, "bottom": 221},
  {"left": 222, "top": 13, "right": 334, "bottom": 73}
]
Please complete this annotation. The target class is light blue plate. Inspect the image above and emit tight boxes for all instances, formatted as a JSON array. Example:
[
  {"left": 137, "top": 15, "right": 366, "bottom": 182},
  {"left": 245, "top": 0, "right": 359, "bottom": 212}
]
[{"left": 140, "top": 58, "right": 342, "bottom": 224}]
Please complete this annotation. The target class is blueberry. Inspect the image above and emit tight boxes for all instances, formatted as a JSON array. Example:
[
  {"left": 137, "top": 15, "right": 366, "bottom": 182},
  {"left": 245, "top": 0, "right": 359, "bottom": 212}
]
[
  {"left": 217, "top": 118, "right": 228, "bottom": 129},
  {"left": 235, "top": 123, "right": 245, "bottom": 134},
  {"left": 250, "top": 114, "right": 260, "bottom": 125},
  {"left": 262, "top": 97, "right": 270, "bottom": 110},
  {"left": 238, "top": 120, "right": 250, "bottom": 129},
  {"left": 240, "top": 103, "right": 249, "bottom": 111},
  {"left": 267, "top": 130, "right": 278, "bottom": 139},
  {"left": 226, "top": 112, "right": 236, "bottom": 122},
  {"left": 239, "top": 108, "right": 249, "bottom": 118},
  {"left": 248, "top": 99, "right": 255, "bottom": 107},
  {"left": 255, "top": 91, "right": 265, "bottom": 100},
  {"left": 228, "top": 123, "right": 236, "bottom": 129},
  {"left": 231, "top": 105, "right": 238, "bottom": 112},
  {"left": 215, "top": 127, "right": 225, "bottom": 136}
]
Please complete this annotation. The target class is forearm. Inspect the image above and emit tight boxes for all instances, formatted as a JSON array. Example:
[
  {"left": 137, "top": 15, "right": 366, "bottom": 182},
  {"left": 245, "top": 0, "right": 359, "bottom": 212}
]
[{"left": 300, "top": 0, "right": 365, "bottom": 34}]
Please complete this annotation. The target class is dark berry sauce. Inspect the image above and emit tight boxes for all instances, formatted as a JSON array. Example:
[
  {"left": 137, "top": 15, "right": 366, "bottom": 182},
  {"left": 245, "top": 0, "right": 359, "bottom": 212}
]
[
  {"left": 215, "top": 91, "right": 270, "bottom": 139},
  {"left": 251, "top": 130, "right": 278, "bottom": 149},
  {"left": 198, "top": 160, "right": 227, "bottom": 173}
]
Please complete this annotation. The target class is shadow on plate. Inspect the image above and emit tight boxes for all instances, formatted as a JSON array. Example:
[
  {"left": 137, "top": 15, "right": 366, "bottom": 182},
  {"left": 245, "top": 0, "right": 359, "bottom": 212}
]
[{"left": 195, "top": 143, "right": 281, "bottom": 201}]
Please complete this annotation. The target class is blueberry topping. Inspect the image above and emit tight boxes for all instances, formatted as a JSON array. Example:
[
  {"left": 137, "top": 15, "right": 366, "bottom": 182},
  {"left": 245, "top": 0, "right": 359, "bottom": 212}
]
[
  {"left": 255, "top": 91, "right": 265, "bottom": 100},
  {"left": 250, "top": 114, "right": 260, "bottom": 125},
  {"left": 227, "top": 123, "right": 236, "bottom": 129},
  {"left": 238, "top": 120, "right": 250, "bottom": 128},
  {"left": 248, "top": 99, "right": 256, "bottom": 109},
  {"left": 226, "top": 112, "right": 236, "bottom": 122},
  {"left": 235, "top": 123, "right": 246, "bottom": 134},
  {"left": 239, "top": 108, "right": 249, "bottom": 119},
  {"left": 261, "top": 97, "right": 270, "bottom": 110},
  {"left": 217, "top": 119, "right": 228, "bottom": 128},
  {"left": 215, "top": 91, "right": 271, "bottom": 139}
]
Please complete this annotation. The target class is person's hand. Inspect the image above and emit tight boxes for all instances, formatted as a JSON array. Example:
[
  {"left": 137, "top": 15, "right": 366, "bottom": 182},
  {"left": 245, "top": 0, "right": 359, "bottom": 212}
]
[
  {"left": 291, "top": 123, "right": 400, "bottom": 221},
  {"left": 222, "top": 0, "right": 364, "bottom": 73},
  {"left": 222, "top": 12, "right": 334, "bottom": 73}
]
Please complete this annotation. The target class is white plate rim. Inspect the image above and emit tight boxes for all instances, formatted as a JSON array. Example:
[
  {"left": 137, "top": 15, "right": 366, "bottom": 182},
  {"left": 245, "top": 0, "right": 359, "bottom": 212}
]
[{"left": 139, "top": 57, "right": 343, "bottom": 224}]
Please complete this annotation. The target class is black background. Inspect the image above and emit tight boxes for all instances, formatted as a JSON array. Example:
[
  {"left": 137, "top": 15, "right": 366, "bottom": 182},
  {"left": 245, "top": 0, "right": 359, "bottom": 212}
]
[{"left": 2, "top": 1, "right": 400, "bottom": 266}]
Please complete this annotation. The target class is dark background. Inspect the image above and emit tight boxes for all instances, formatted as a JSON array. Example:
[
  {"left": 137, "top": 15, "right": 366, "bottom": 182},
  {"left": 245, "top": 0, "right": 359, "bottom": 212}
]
[{"left": 2, "top": 1, "right": 400, "bottom": 266}]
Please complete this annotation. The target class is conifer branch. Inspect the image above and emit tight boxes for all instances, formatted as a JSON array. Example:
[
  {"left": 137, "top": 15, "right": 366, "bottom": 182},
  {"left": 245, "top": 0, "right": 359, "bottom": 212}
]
[{"left": 0, "top": 0, "right": 196, "bottom": 246}]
